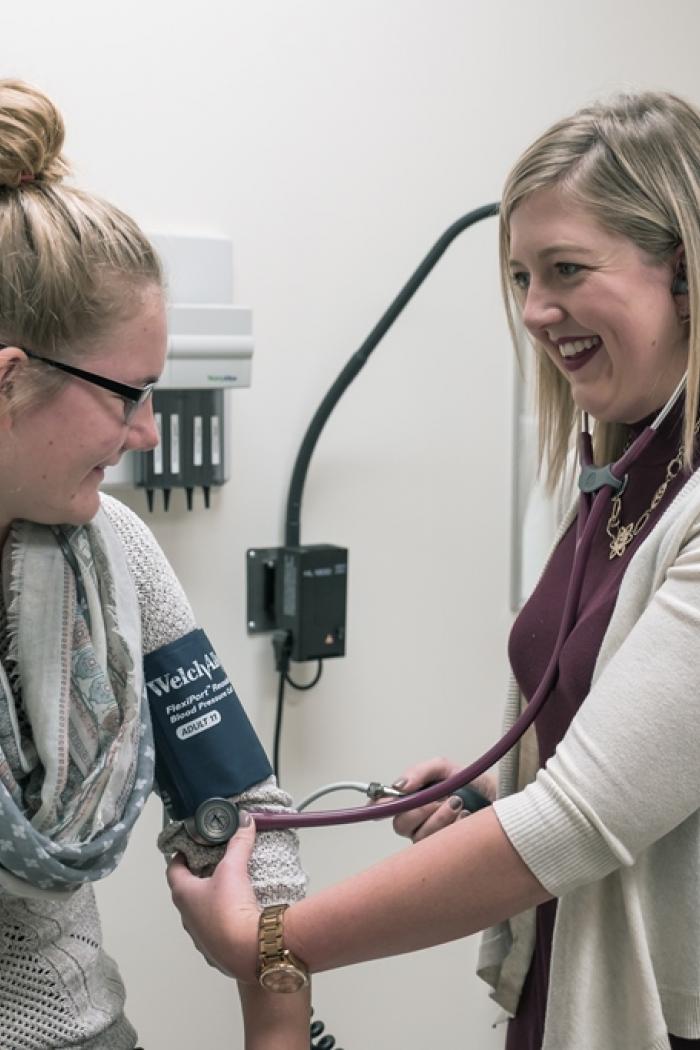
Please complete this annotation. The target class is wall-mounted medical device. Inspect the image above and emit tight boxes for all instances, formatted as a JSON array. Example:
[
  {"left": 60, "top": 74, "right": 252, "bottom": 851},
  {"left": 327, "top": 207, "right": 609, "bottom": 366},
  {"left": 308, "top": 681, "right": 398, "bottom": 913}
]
[
  {"left": 103, "top": 234, "right": 253, "bottom": 511},
  {"left": 247, "top": 544, "right": 348, "bottom": 663}
]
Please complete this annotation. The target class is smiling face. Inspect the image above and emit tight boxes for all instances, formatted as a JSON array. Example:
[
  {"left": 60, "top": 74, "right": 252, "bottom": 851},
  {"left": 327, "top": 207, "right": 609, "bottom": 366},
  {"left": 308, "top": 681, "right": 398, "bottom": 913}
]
[
  {"left": 0, "top": 284, "right": 167, "bottom": 541},
  {"left": 508, "top": 186, "right": 689, "bottom": 424}
]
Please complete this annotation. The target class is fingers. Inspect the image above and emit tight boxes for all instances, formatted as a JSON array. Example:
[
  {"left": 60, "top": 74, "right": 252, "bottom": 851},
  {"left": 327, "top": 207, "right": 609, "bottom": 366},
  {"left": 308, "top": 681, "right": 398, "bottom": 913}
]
[
  {"left": 212, "top": 813, "right": 256, "bottom": 883},
  {"left": 393, "top": 801, "right": 442, "bottom": 840},
  {"left": 166, "top": 814, "right": 257, "bottom": 907},
  {"left": 165, "top": 815, "right": 260, "bottom": 980},
  {"left": 392, "top": 756, "right": 462, "bottom": 795},
  {"left": 389, "top": 757, "right": 498, "bottom": 843},
  {"left": 391, "top": 756, "right": 462, "bottom": 840},
  {"left": 166, "top": 852, "right": 197, "bottom": 900},
  {"left": 393, "top": 795, "right": 465, "bottom": 842},
  {"left": 410, "top": 796, "right": 465, "bottom": 842},
  {"left": 205, "top": 814, "right": 260, "bottom": 917}
]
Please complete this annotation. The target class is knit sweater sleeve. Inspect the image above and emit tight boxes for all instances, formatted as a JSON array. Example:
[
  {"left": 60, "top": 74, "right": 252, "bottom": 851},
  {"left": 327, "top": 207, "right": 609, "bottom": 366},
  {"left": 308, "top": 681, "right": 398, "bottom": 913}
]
[
  {"left": 100, "top": 494, "right": 306, "bottom": 905},
  {"left": 493, "top": 510, "right": 700, "bottom": 897}
]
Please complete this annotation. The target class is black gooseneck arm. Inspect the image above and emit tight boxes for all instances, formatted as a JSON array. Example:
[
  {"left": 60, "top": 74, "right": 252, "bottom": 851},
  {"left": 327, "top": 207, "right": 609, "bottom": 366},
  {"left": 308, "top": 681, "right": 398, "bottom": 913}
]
[{"left": 284, "top": 202, "right": 500, "bottom": 548}]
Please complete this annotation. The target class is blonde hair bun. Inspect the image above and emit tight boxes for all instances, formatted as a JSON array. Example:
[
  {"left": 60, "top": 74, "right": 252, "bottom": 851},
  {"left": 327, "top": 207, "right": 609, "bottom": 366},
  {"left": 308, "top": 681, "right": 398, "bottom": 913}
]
[{"left": 0, "top": 79, "right": 69, "bottom": 188}]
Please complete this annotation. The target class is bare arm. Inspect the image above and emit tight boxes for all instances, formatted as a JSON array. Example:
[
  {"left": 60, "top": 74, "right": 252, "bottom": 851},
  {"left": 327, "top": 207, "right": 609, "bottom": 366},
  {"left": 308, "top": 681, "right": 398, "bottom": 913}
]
[
  {"left": 167, "top": 807, "right": 549, "bottom": 981},
  {"left": 286, "top": 806, "right": 548, "bottom": 972},
  {"left": 238, "top": 982, "right": 311, "bottom": 1050}
]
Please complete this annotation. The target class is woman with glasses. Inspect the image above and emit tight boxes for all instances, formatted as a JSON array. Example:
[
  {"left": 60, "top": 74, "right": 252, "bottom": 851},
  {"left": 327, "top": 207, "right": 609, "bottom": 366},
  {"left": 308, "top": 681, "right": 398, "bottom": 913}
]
[{"left": 0, "top": 81, "right": 308, "bottom": 1050}]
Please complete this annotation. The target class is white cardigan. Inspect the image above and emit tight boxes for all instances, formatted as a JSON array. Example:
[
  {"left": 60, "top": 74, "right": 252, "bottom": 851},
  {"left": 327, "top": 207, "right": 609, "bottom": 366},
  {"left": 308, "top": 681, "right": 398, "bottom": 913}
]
[{"left": 478, "top": 468, "right": 700, "bottom": 1050}]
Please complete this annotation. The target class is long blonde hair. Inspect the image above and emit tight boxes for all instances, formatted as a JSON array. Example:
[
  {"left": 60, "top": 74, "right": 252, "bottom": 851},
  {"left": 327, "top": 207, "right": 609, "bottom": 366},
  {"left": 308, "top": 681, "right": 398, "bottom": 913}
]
[
  {"left": 500, "top": 91, "right": 700, "bottom": 488},
  {"left": 0, "top": 79, "right": 162, "bottom": 411}
]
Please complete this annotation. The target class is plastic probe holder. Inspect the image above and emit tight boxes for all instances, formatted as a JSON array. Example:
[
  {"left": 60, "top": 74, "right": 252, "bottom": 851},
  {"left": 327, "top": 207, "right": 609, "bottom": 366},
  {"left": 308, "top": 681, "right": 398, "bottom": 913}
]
[{"left": 136, "top": 388, "right": 228, "bottom": 511}]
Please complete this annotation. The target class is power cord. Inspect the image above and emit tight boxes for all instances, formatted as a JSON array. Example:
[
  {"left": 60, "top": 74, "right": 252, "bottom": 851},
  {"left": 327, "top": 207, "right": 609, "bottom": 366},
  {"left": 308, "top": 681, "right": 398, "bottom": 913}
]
[
  {"left": 271, "top": 630, "right": 323, "bottom": 781},
  {"left": 287, "top": 661, "right": 323, "bottom": 691}
]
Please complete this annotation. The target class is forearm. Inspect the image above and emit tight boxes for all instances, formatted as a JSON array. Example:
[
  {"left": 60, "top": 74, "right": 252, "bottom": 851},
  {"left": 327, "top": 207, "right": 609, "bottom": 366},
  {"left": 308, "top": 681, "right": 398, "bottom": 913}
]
[
  {"left": 238, "top": 981, "right": 311, "bottom": 1050},
  {"left": 285, "top": 807, "right": 549, "bottom": 972}
]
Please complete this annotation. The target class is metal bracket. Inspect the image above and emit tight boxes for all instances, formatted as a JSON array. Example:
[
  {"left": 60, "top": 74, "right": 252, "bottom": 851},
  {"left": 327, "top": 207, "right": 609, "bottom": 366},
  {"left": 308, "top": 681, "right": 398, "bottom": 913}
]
[{"left": 246, "top": 547, "right": 281, "bottom": 634}]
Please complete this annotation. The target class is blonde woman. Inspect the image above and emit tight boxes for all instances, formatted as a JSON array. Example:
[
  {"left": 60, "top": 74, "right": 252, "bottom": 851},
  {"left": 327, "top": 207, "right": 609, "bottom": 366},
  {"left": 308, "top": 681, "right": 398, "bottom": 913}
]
[
  {"left": 0, "top": 81, "right": 309, "bottom": 1050},
  {"left": 169, "top": 91, "right": 700, "bottom": 1050}
]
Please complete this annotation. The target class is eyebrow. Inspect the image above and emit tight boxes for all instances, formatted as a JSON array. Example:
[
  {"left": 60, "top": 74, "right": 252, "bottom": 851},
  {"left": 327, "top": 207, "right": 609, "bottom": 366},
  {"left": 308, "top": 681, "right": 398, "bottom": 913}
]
[
  {"left": 124, "top": 373, "right": 160, "bottom": 387},
  {"left": 509, "top": 244, "right": 597, "bottom": 267}
]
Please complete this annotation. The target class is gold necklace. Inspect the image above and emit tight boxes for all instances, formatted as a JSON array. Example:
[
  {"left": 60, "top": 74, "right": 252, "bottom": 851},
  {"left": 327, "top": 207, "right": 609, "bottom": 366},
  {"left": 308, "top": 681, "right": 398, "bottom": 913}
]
[{"left": 606, "top": 418, "right": 700, "bottom": 559}]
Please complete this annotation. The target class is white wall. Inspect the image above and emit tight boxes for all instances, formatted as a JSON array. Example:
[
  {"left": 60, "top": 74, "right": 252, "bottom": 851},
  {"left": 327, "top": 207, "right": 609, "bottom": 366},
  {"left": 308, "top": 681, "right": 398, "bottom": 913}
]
[{"left": 1, "top": 3, "right": 700, "bottom": 1047}]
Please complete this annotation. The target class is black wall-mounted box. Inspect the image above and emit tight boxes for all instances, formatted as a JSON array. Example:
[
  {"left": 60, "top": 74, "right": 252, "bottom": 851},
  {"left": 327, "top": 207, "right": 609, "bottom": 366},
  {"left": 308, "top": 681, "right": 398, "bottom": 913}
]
[
  {"left": 277, "top": 545, "right": 348, "bottom": 661},
  {"left": 246, "top": 543, "right": 348, "bottom": 663}
]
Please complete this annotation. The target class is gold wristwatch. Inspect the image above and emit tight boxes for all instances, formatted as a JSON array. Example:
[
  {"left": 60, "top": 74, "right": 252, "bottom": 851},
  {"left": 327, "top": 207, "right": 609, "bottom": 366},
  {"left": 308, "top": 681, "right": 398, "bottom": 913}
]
[{"left": 257, "top": 904, "right": 310, "bottom": 993}]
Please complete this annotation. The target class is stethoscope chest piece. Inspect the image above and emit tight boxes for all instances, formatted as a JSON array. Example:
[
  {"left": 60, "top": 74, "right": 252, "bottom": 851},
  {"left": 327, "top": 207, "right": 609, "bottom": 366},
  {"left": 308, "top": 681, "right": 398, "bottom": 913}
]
[{"left": 191, "top": 797, "right": 240, "bottom": 844}]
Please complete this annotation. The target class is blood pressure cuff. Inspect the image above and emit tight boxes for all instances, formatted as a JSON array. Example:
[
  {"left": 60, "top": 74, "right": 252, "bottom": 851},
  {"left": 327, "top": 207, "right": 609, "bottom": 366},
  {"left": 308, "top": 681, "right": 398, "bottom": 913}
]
[{"left": 144, "top": 628, "right": 273, "bottom": 821}]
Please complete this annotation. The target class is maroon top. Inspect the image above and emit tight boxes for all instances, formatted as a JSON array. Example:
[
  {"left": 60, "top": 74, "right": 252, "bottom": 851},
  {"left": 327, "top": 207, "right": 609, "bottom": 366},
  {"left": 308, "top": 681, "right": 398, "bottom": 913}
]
[{"left": 505, "top": 405, "right": 700, "bottom": 1050}]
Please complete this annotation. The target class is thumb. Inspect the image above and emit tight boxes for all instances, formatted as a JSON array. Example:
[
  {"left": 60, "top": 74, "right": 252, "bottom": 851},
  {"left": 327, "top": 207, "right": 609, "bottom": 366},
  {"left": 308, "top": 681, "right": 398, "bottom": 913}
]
[{"left": 216, "top": 813, "right": 256, "bottom": 878}]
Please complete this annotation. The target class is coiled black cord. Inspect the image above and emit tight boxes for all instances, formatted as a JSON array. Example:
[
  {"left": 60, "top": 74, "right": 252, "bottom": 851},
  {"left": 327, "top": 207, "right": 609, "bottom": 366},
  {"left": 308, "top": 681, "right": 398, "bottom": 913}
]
[{"left": 311, "top": 1010, "right": 343, "bottom": 1049}]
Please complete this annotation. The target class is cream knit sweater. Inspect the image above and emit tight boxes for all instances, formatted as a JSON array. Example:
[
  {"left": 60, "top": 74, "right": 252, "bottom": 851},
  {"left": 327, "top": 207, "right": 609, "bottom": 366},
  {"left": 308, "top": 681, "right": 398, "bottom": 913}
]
[
  {"left": 478, "top": 469, "right": 700, "bottom": 1050},
  {"left": 0, "top": 496, "right": 306, "bottom": 1050}
]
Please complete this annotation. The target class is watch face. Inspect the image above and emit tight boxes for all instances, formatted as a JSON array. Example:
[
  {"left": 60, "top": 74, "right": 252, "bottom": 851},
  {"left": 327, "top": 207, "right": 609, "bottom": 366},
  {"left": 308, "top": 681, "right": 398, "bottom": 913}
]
[{"left": 259, "top": 962, "right": 309, "bottom": 993}]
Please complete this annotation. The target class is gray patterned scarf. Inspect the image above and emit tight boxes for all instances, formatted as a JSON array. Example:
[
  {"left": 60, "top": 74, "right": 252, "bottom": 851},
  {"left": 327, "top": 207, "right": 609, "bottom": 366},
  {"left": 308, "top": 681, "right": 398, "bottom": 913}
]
[{"left": 0, "top": 510, "right": 154, "bottom": 895}]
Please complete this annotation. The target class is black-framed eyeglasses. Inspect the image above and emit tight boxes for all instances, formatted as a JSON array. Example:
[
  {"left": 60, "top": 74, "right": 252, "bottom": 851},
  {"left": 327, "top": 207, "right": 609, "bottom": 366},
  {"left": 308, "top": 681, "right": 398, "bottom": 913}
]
[{"left": 6, "top": 346, "right": 157, "bottom": 423}]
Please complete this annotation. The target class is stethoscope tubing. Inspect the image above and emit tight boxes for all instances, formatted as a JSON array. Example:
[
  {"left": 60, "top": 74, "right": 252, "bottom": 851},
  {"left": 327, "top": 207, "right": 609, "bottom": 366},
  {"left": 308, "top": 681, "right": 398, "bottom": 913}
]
[
  {"left": 253, "top": 467, "right": 618, "bottom": 830},
  {"left": 254, "top": 372, "right": 686, "bottom": 832}
]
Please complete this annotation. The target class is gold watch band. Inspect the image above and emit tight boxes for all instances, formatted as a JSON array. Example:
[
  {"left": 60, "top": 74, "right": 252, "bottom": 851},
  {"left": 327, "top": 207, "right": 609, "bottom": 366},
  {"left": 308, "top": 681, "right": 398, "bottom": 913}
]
[
  {"left": 257, "top": 904, "right": 310, "bottom": 992},
  {"left": 258, "top": 903, "right": 290, "bottom": 967}
]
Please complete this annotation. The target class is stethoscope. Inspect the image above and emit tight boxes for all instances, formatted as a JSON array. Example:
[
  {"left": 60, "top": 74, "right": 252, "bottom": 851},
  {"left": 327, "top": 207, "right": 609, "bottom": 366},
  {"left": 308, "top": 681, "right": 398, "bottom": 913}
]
[
  {"left": 50, "top": 374, "right": 687, "bottom": 846},
  {"left": 226, "top": 372, "right": 687, "bottom": 836}
]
